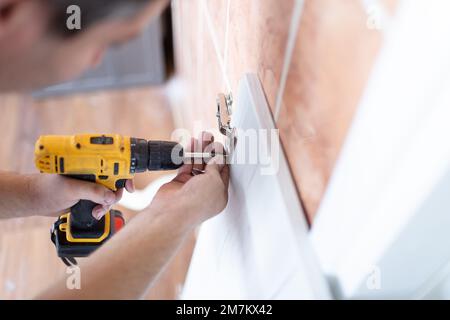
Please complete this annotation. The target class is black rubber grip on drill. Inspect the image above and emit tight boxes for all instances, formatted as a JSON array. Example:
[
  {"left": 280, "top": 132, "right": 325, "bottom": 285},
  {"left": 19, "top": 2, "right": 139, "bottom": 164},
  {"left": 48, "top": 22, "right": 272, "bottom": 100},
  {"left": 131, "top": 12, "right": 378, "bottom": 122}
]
[
  {"left": 63, "top": 175, "right": 103, "bottom": 237},
  {"left": 148, "top": 141, "right": 184, "bottom": 171},
  {"left": 70, "top": 200, "right": 103, "bottom": 236}
]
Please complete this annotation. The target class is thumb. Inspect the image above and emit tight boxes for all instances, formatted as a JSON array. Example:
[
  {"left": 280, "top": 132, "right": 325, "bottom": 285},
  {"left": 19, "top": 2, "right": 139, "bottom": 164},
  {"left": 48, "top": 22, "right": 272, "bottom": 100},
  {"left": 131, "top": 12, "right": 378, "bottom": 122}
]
[
  {"left": 206, "top": 157, "right": 230, "bottom": 187},
  {"left": 206, "top": 156, "right": 225, "bottom": 174}
]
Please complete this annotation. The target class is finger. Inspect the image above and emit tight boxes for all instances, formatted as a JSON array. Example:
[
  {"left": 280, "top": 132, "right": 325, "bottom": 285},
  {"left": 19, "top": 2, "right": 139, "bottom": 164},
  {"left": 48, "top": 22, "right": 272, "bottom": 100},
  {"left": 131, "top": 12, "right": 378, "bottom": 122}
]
[
  {"left": 205, "top": 157, "right": 221, "bottom": 175},
  {"left": 203, "top": 140, "right": 224, "bottom": 154},
  {"left": 192, "top": 141, "right": 205, "bottom": 171},
  {"left": 92, "top": 204, "right": 111, "bottom": 220},
  {"left": 205, "top": 158, "right": 230, "bottom": 194},
  {"left": 188, "top": 136, "right": 197, "bottom": 151},
  {"left": 125, "top": 180, "right": 135, "bottom": 193},
  {"left": 174, "top": 164, "right": 194, "bottom": 183},
  {"left": 206, "top": 154, "right": 225, "bottom": 172},
  {"left": 175, "top": 137, "right": 198, "bottom": 182},
  {"left": 201, "top": 131, "right": 214, "bottom": 150},
  {"left": 92, "top": 205, "right": 103, "bottom": 220},
  {"left": 180, "top": 137, "right": 196, "bottom": 174},
  {"left": 220, "top": 164, "right": 230, "bottom": 189},
  {"left": 69, "top": 179, "right": 116, "bottom": 206},
  {"left": 194, "top": 132, "right": 213, "bottom": 171},
  {"left": 173, "top": 171, "right": 193, "bottom": 183},
  {"left": 115, "top": 188, "right": 124, "bottom": 202},
  {"left": 178, "top": 163, "right": 194, "bottom": 176},
  {"left": 205, "top": 141, "right": 226, "bottom": 166}
]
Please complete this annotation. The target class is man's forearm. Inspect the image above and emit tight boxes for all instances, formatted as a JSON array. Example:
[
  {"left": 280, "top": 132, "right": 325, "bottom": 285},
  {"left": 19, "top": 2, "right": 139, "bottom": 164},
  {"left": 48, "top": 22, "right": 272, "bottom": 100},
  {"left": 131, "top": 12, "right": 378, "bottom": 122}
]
[
  {"left": 38, "top": 201, "right": 195, "bottom": 299},
  {"left": 0, "top": 172, "right": 36, "bottom": 219}
]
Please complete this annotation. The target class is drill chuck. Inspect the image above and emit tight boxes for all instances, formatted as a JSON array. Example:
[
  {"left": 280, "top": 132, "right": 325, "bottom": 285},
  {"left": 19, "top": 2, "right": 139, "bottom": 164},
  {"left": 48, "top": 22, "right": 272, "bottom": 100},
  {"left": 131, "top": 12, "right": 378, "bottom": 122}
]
[
  {"left": 148, "top": 141, "right": 184, "bottom": 171},
  {"left": 130, "top": 139, "right": 184, "bottom": 173}
]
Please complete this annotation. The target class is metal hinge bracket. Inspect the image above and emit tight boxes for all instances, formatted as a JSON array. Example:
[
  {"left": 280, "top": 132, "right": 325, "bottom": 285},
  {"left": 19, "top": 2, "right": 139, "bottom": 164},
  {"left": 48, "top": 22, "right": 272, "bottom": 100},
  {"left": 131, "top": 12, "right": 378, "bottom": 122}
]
[{"left": 216, "top": 93, "right": 236, "bottom": 158}]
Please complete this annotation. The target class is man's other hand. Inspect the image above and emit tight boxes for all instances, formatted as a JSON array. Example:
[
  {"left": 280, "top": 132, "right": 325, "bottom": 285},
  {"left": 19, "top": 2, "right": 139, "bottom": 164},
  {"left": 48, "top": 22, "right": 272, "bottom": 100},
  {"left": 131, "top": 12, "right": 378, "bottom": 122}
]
[{"left": 150, "top": 132, "right": 230, "bottom": 227}]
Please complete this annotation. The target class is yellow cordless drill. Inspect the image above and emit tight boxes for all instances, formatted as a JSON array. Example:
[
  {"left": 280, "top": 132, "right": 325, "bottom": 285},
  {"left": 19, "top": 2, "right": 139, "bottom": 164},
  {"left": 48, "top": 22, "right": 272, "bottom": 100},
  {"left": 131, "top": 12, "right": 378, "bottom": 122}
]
[{"left": 35, "top": 134, "right": 188, "bottom": 265}]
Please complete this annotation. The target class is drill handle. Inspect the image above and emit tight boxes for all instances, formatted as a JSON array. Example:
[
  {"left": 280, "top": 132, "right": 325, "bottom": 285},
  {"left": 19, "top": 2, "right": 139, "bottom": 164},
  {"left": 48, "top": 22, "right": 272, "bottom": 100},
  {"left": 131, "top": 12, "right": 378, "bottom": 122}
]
[{"left": 70, "top": 200, "right": 98, "bottom": 229}]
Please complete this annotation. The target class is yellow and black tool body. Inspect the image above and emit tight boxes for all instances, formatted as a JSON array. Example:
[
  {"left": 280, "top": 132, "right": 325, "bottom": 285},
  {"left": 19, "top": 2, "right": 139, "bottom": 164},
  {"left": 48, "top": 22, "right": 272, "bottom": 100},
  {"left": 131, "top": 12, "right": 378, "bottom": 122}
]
[{"left": 35, "top": 134, "right": 183, "bottom": 265}]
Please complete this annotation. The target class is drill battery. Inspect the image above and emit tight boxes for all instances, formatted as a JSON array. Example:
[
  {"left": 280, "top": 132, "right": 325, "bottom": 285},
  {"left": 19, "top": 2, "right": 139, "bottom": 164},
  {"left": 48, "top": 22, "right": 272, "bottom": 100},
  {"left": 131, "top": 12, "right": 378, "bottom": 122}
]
[{"left": 51, "top": 210, "right": 125, "bottom": 266}]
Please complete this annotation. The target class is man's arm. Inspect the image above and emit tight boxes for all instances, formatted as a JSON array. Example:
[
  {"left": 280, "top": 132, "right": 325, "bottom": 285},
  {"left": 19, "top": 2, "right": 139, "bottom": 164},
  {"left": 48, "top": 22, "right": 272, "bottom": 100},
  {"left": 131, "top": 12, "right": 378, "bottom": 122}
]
[
  {"left": 38, "top": 138, "right": 230, "bottom": 299},
  {"left": 0, "top": 172, "right": 130, "bottom": 219}
]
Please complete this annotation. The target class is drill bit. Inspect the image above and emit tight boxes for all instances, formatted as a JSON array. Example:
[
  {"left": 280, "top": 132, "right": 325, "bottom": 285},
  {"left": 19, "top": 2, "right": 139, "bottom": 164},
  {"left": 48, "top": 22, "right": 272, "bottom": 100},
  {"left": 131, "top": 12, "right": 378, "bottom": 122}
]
[{"left": 183, "top": 151, "right": 229, "bottom": 162}]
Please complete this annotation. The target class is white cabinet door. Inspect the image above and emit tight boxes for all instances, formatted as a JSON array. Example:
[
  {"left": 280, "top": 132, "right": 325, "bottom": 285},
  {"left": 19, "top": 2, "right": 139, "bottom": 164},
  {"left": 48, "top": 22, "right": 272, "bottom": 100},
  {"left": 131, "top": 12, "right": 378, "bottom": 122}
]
[{"left": 182, "top": 74, "right": 331, "bottom": 299}]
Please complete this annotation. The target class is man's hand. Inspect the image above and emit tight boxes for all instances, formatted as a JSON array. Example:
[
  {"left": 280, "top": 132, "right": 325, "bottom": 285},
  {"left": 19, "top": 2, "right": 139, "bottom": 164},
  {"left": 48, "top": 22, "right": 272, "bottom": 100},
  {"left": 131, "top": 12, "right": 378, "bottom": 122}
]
[
  {"left": 150, "top": 132, "right": 230, "bottom": 227},
  {"left": 28, "top": 175, "right": 135, "bottom": 219},
  {"left": 0, "top": 172, "right": 134, "bottom": 220}
]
